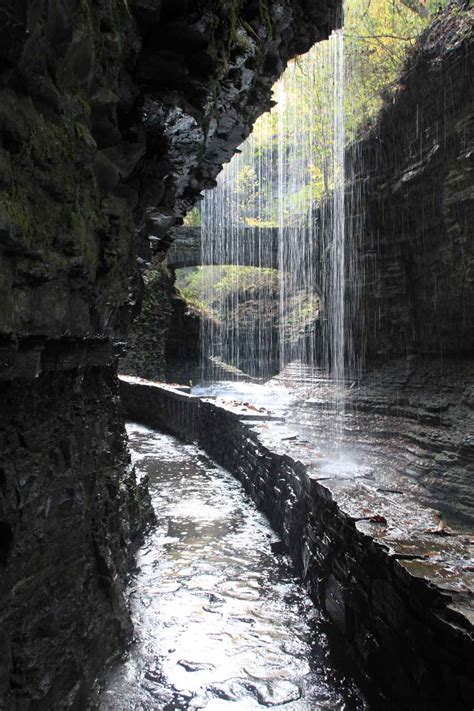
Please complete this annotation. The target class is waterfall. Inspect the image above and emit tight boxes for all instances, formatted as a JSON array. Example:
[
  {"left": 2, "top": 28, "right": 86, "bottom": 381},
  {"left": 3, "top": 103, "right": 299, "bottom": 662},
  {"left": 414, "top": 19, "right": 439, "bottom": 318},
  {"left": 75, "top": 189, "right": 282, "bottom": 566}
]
[
  {"left": 329, "top": 29, "right": 346, "bottom": 402},
  {"left": 200, "top": 19, "right": 362, "bottom": 390}
]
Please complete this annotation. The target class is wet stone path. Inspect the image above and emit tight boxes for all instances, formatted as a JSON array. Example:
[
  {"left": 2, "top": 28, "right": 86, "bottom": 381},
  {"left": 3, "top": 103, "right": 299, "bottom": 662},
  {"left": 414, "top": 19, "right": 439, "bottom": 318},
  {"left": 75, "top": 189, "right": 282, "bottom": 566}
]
[{"left": 95, "top": 423, "right": 365, "bottom": 710}]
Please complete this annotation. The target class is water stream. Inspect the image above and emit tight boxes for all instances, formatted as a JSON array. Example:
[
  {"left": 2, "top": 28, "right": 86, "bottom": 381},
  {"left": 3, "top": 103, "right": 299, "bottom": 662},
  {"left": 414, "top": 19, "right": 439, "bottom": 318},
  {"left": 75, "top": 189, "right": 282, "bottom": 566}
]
[{"left": 95, "top": 423, "right": 365, "bottom": 710}]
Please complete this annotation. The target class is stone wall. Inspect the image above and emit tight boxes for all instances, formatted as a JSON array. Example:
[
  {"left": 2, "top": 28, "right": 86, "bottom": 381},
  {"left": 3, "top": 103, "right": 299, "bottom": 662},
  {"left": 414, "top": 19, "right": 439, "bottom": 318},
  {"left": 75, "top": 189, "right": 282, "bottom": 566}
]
[
  {"left": 120, "top": 375, "right": 474, "bottom": 711},
  {"left": 165, "top": 287, "right": 202, "bottom": 384},
  {"left": 120, "top": 265, "right": 175, "bottom": 381},
  {"left": 120, "top": 264, "right": 203, "bottom": 383}
]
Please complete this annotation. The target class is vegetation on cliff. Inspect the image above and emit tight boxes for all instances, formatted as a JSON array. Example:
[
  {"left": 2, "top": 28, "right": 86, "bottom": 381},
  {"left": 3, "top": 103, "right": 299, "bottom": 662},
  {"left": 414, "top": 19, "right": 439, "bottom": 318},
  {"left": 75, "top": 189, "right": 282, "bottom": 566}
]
[{"left": 198, "top": 0, "right": 452, "bottom": 228}]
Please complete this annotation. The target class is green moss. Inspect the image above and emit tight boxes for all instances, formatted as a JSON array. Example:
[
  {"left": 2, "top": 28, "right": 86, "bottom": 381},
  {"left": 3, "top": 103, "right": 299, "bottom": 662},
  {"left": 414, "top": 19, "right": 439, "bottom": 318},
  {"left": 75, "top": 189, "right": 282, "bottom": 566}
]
[
  {"left": 68, "top": 206, "right": 100, "bottom": 274},
  {"left": 235, "top": 25, "right": 252, "bottom": 50},
  {"left": 74, "top": 94, "right": 92, "bottom": 119},
  {"left": 78, "top": 0, "right": 92, "bottom": 23},
  {"left": 227, "top": 0, "right": 241, "bottom": 45},
  {"left": 0, "top": 79, "right": 108, "bottom": 269},
  {"left": 42, "top": 111, "right": 80, "bottom": 161},
  {"left": 81, "top": 233, "right": 98, "bottom": 273},
  {"left": 124, "top": 264, "right": 176, "bottom": 379},
  {"left": 209, "top": 0, "right": 249, "bottom": 79},
  {"left": 214, "top": 0, "right": 241, "bottom": 41},
  {"left": 0, "top": 187, "right": 33, "bottom": 246},
  {"left": 0, "top": 0, "right": 139, "bottom": 318},
  {"left": 74, "top": 121, "right": 90, "bottom": 142}
]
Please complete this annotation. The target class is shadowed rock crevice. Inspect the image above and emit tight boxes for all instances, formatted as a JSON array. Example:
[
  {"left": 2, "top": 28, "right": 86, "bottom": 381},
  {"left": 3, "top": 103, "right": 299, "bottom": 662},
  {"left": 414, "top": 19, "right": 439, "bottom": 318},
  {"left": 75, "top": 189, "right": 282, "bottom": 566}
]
[{"left": 0, "top": 521, "right": 13, "bottom": 565}]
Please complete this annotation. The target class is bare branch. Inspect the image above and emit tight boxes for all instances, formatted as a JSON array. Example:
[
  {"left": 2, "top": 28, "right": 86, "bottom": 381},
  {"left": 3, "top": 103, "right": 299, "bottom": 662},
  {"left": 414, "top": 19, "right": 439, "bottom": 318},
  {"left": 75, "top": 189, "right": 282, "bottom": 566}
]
[{"left": 398, "top": 0, "right": 429, "bottom": 17}]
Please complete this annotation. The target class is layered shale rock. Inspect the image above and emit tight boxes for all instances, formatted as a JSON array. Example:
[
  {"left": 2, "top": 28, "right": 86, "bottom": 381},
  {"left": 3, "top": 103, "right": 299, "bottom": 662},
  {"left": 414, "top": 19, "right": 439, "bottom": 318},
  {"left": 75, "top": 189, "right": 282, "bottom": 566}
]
[
  {"left": 0, "top": 359, "right": 154, "bottom": 708},
  {"left": 348, "top": 3, "right": 474, "bottom": 361},
  {"left": 0, "top": 0, "right": 341, "bottom": 706},
  {"left": 119, "top": 264, "right": 175, "bottom": 381}
]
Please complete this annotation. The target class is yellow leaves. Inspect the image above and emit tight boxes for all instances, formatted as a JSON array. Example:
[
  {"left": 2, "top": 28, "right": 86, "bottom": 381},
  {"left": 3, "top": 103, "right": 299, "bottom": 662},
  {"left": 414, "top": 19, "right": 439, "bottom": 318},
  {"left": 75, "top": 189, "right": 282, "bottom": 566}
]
[{"left": 212, "top": 0, "right": 446, "bottom": 229}]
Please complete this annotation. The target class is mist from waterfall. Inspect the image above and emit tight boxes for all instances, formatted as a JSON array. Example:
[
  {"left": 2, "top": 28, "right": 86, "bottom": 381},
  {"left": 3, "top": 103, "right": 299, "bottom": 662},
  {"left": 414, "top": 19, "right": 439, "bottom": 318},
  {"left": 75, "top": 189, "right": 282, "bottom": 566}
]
[{"left": 200, "top": 21, "right": 363, "bottom": 388}]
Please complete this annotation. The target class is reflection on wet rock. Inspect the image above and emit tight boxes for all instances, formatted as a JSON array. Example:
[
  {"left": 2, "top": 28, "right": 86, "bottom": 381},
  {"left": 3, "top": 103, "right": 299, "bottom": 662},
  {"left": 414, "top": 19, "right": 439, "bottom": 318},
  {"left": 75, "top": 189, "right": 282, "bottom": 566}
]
[{"left": 94, "top": 423, "right": 363, "bottom": 710}]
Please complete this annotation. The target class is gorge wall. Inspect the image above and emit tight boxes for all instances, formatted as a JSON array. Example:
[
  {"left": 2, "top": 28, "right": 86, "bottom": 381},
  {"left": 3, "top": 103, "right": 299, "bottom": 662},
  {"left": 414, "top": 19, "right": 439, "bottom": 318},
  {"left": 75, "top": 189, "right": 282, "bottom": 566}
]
[
  {"left": 348, "top": 3, "right": 473, "bottom": 363},
  {"left": 119, "top": 263, "right": 203, "bottom": 383},
  {"left": 0, "top": 0, "right": 342, "bottom": 706}
]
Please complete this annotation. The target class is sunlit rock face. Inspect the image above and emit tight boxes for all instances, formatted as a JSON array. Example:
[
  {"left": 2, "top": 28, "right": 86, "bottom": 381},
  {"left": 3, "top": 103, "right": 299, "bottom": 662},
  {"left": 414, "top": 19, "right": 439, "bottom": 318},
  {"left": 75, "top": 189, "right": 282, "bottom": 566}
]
[
  {"left": 351, "top": 6, "right": 474, "bottom": 362},
  {"left": 0, "top": 0, "right": 341, "bottom": 706}
]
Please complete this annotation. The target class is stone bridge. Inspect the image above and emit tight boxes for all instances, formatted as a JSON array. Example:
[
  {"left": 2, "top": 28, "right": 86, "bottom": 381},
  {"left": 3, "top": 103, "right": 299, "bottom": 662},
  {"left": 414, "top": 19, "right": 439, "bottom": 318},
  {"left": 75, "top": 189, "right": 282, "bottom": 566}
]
[{"left": 165, "top": 226, "right": 280, "bottom": 270}]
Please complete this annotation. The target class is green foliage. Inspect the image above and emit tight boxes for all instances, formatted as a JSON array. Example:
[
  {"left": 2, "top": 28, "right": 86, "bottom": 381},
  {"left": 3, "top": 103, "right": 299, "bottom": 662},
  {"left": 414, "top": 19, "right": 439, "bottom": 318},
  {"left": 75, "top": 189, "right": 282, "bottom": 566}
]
[
  {"left": 225, "top": 0, "right": 450, "bottom": 225},
  {"left": 343, "top": 0, "right": 447, "bottom": 135},
  {"left": 176, "top": 265, "right": 278, "bottom": 319},
  {"left": 212, "top": 265, "right": 278, "bottom": 295},
  {"left": 176, "top": 265, "right": 320, "bottom": 338},
  {"left": 183, "top": 207, "right": 201, "bottom": 226},
  {"left": 279, "top": 291, "right": 320, "bottom": 336}
]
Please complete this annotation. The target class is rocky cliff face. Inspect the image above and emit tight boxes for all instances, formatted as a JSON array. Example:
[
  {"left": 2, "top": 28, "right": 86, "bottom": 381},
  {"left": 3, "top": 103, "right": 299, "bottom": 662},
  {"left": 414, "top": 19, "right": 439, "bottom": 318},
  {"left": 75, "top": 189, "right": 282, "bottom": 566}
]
[
  {"left": 125, "top": 5, "right": 474, "bottom": 384},
  {"left": 118, "top": 263, "right": 203, "bottom": 384},
  {"left": 0, "top": 361, "right": 154, "bottom": 708},
  {"left": 349, "top": 4, "right": 473, "bottom": 363},
  {"left": 0, "top": 0, "right": 341, "bottom": 705},
  {"left": 119, "top": 264, "right": 175, "bottom": 381}
]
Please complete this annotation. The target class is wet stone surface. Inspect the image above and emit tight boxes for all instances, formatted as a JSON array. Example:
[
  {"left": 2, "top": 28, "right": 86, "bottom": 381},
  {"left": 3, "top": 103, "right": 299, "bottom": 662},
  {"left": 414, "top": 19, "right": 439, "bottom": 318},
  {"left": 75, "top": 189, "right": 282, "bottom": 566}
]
[
  {"left": 94, "top": 423, "right": 364, "bottom": 710},
  {"left": 119, "top": 374, "right": 474, "bottom": 709}
]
